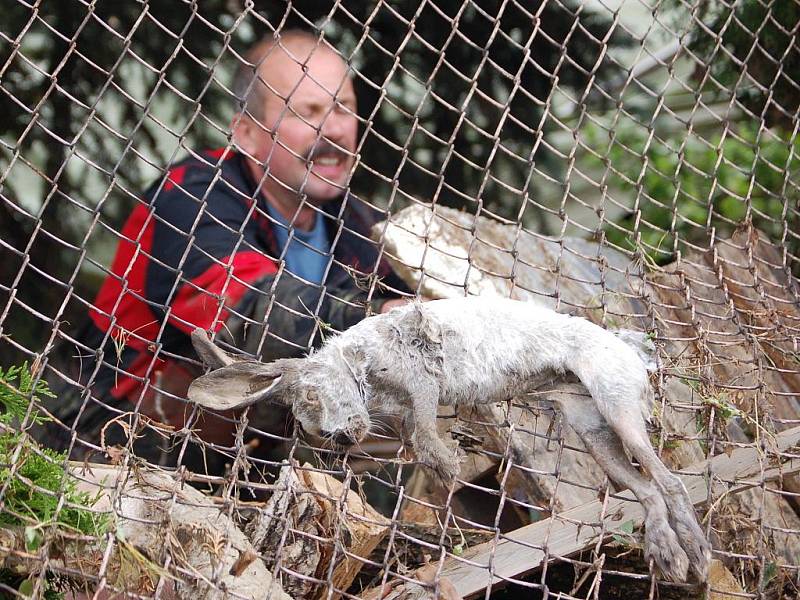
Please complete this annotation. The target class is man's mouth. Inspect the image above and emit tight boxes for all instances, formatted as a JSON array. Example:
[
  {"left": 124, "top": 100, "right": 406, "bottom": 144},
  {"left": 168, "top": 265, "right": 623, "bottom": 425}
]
[
  {"left": 314, "top": 155, "right": 344, "bottom": 167},
  {"left": 306, "top": 140, "right": 350, "bottom": 175}
]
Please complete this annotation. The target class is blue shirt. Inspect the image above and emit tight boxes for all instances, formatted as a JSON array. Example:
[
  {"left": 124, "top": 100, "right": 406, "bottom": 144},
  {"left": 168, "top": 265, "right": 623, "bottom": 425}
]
[{"left": 266, "top": 203, "right": 331, "bottom": 285}]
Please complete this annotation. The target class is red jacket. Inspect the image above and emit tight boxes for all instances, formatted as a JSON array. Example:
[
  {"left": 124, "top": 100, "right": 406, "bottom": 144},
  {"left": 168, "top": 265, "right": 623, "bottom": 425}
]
[{"left": 79, "top": 148, "right": 405, "bottom": 403}]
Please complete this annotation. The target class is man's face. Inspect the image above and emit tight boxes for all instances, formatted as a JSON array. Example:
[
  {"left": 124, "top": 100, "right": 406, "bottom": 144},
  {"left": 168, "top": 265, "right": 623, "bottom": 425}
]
[{"left": 240, "top": 43, "right": 358, "bottom": 207}]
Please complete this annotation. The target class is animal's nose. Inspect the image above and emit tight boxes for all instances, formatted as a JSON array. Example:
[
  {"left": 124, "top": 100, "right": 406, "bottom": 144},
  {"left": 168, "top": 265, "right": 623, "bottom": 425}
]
[{"left": 331, "top": 430, "right": 356, "bottom": 447}]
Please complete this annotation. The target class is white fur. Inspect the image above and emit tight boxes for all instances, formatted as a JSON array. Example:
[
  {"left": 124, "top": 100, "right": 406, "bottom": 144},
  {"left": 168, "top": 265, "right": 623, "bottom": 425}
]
[{"left": 189, "top": 297, "right": 710, "bottom": 582}]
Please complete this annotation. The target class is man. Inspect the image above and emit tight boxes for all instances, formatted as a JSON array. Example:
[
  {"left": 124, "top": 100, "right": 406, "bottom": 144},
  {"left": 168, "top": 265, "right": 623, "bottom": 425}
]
[{"left": 49, "top": 30, "right": 409, "bottom": 468}]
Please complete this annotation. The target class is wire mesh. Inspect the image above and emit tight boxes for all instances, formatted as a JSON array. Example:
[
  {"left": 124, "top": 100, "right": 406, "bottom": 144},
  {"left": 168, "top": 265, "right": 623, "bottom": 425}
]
[{"left": 1, "top": 1, "right": 799, "bottom": 598}]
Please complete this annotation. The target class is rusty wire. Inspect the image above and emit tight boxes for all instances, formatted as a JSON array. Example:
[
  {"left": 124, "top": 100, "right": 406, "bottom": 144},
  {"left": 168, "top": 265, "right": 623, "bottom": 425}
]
[{"left": 1, "top": 1, "right": 799, "bottom": 599}]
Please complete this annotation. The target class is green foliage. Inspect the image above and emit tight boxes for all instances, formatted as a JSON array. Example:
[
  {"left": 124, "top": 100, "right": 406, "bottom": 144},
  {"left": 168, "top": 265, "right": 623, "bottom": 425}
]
[
  {"left": 582, "top": 121, "right": 800, "bottom": 264},
  {"left": 0, "top": 364, "right": 108, "bottom": 598},
  {"left": 0, "top": 363, "right": 108, "bottom": 535},
  {"left": 686, "top": 0, "right": 800, "bottom": 129},
  {"left": 701, "top": 393, "right": 744, "bottom": 423},
  {"left": 0, "top": 363, "right": 54, "bottom": 427},
  {"left": 2, "top": 572, "right": 66, "bottom": 600},
  {"left": 611, "top": 519, "right": 638, "bottom": 548},
  {"left": 762, "top": 560, "right": 779, "bottom": 586}
]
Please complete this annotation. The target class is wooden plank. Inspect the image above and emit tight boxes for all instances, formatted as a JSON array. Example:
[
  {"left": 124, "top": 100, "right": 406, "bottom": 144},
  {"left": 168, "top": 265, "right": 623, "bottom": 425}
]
[
  {"left": 707, "top": 559, "right": 747, "bottom": 600},
  {"left": 440, "top": 425, "right": 800, "bottom": 599}
]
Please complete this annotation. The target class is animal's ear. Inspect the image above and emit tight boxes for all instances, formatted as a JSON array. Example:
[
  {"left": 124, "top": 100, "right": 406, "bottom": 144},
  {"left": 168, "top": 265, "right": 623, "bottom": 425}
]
[
  {"left": 187, "top": 361, "right": 290, "bottom": 411},
  {"left": 341, "top": 344, "right": 369, "bottom": 387},
  {"left": 191, "top": 328, "right": 245, "bottom": 369}
]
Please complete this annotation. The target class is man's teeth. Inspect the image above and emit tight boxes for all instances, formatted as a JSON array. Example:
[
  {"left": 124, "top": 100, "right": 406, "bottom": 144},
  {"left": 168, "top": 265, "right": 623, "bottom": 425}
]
[{"left": 316, "top": 156, "right": 341, "bottom": 166}]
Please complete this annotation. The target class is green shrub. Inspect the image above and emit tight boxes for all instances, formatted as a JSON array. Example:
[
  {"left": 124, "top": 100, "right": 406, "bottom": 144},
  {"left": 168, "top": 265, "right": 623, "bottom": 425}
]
[
  {"left": 0, "top": 363, "right": 109, "bottom": 598},
  {"left": 583, "top": 122, "right": 799, "bottom": 264}
]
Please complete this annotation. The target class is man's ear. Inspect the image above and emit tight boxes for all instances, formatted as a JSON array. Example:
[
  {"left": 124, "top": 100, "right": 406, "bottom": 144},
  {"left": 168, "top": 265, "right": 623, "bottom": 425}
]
[
  {"left": 191, "top": 328, "right": 245, "bottom": 369},
  {"left": 230, "top": 112, "right": 265, "bottom": 158},
  {"left": 187, "top": 361, "right": 289, "bottom": 412}
]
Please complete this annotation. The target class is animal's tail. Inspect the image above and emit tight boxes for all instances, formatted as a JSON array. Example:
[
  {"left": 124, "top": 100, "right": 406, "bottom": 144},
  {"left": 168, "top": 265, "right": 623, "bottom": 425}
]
[{"left": 612, "top": 329, "right": 658, "bottom": 372}]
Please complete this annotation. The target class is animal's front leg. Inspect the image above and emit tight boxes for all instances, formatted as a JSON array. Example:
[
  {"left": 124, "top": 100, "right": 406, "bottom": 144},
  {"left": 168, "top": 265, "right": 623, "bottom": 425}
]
[{"left": 407, "top": 379, "right": 461, "bottom": 484}]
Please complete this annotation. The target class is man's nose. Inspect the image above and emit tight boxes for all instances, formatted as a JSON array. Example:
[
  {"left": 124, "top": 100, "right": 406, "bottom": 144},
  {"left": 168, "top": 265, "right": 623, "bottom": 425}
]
[{"left": 319, "top": 109, "right": 352, "bottom": 145}]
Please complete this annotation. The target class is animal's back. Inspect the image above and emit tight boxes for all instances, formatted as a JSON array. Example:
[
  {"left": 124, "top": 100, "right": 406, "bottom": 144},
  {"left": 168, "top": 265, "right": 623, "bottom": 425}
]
[
  {"left": 420, "top": 296, "right": 575, "bottom": 354},
  {"left": 410, "top": 297, "right": 580, "bottom": 403},
  {"left": 385, "top": 297, "right": 649, "bottom": 415}
]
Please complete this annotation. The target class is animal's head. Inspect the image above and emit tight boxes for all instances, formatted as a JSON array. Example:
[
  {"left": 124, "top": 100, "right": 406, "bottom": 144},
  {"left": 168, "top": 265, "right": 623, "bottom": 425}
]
[{"left": 187, "top": 329, "right": 371, "bottom": 448}]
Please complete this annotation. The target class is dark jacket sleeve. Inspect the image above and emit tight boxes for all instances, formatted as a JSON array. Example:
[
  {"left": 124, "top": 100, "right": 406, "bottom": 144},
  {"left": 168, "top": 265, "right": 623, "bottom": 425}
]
[
  {"left": 222, "top": 270, "right": 396, "bottom": 361},
  {"left": 145, "top": 166, "right": 279, "bottom": 337}
]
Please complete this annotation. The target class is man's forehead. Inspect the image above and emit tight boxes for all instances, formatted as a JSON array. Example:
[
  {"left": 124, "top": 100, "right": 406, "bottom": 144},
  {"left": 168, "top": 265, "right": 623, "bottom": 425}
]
[{"left": 257, "top": 40, "right": 352, "bottom": 101}]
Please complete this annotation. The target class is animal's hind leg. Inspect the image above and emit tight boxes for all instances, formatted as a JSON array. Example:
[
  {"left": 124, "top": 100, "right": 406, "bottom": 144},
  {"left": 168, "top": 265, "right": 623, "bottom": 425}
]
[
  {"left": 603, "top": 399, "right": 711, "bottom": 581},
  {"left": 553, "top": 386, "right": 689, "bottom": 582}
]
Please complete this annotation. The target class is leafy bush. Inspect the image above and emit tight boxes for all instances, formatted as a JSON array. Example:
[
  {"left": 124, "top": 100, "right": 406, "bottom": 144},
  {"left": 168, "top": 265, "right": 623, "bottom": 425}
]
[
  {"left": 687, "top": 0, "right": 800, "bottom": 129},
  {"left": 582, "top": 121, "right": 799, "bottom": 265},
  {"left": 0, "top": 363, "right": 109, "bottom": 598},
  {"left": 0, "top": 363, "right": 106, "bottom": 534}
]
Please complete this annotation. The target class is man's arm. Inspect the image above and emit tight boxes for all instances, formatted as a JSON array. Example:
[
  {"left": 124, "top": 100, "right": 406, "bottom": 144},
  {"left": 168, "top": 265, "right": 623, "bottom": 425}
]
[
  {"left": 146, "top": 166, "right": 400, "bottom": 358},
  {"left": 220, "top": 270, "right": 403, "bottom": 361}
]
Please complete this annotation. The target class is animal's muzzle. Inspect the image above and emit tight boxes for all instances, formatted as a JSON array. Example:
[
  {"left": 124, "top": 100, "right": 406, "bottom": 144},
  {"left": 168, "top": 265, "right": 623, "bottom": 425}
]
[
  {"left": 322, "top": 415, "right": 369, "bottom": 449},
  {"left": 334, "top": 430, "right": 357, "bottom": 447},
  {"left": 322, "top": 430, "right": 357, "bottom": 448}
]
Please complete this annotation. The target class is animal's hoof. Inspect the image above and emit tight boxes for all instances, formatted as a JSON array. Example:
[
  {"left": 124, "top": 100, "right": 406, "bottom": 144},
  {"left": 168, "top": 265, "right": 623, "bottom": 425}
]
[{"left": 644, "top": 521, "right": 690, "bottom": 582}]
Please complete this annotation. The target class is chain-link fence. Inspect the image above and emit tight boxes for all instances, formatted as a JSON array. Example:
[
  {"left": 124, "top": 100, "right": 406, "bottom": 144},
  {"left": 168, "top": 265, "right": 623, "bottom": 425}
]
[{"left": 1, "top": 1, "right": 799, "bottom": 598}]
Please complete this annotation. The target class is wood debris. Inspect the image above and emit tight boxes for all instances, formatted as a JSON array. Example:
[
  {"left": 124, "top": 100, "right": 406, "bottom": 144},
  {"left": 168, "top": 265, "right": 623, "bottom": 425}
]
[
  {"left": 247, "top": 462, "right": 389, "bottom": 599},
  {"left": 0, "top": 463, "right": 291, "bottom": 600}
]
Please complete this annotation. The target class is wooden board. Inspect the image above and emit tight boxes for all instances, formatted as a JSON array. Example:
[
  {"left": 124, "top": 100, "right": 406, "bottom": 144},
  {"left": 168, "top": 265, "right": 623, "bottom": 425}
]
[{"left": 439, "top": 425, "right": 800, "bottom": 598}]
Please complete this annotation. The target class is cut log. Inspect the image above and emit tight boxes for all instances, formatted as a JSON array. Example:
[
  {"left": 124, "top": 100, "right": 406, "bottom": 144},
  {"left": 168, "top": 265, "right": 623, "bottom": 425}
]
[
  {"left": 303, "top": 467, "right": 389, "bottom": 598},
  {"left": 246, "top": 462, "right": 389, "bottom": 600},
  {"left": 373, "top": 204, "right": 645, "bottom": 313},
  {"left": 247, "top": 463, "right": 322, "bottom": 598},
  {"left": 707, "top": 559, "right": 747, "bottom": 600},
  {"left": 4, "top": 463, "right": 292, "bottom": 600}
]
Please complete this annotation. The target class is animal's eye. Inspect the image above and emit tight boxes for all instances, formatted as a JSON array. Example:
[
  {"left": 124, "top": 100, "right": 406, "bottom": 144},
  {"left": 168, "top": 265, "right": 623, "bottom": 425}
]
[{"left": 306, "top": 390, "right": 319, "bottom": 403}]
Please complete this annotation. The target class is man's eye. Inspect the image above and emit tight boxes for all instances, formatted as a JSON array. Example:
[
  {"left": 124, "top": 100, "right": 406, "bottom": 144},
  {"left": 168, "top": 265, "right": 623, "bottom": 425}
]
[{"left": 292, "top": 107, "right": 315, "bottom": 120}]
